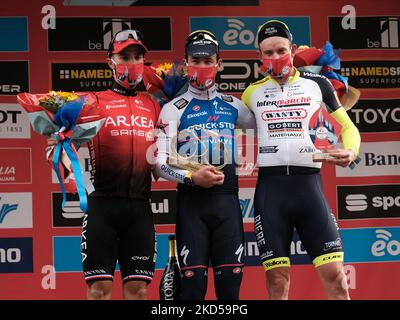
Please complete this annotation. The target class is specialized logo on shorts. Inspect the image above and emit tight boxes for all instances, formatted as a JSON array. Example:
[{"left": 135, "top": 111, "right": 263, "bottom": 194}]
[
  {"left": 235, "top": 243, "right": 244, "bottom": 263},
  {"left": 180, "top": 245, "right": 190, "bottom": 266},
  {"left": 174, "top": 98, "right": 189, "bottom": 110}
]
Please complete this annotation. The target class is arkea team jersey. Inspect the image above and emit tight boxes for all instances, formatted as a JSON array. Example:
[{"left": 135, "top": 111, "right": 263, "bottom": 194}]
[
  {"left": 242, "top": 68, "right": 360, "bottom": 169},
  {"left": 85, "top": 82, "right": 160, "bottom": 199},
  {"left": 156, "top": 85, "right": 255, "bottom": 193}
]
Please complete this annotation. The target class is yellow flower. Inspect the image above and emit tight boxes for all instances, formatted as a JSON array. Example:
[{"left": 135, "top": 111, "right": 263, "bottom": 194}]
[{"left": 155, "top": 62, "right": 174, "bottom": 77}]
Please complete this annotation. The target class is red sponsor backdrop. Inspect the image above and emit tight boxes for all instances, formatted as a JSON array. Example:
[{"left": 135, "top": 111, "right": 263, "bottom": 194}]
[{"left": 0, "top": 0, "right": 399, "bottom": 299}]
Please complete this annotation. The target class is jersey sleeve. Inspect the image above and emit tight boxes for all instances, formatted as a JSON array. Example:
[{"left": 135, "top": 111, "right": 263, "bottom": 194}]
[
  {"left": 241, "top": 85, "right": 255, "bottom": 110},
  {"left": 331, "top": 107, "right": 361, "bottom": 156},
  {"left": 320, "top": 77, "right": 342, "bottom": 112},
  {"left": 155, "top": 101, "right": 190, "bottom": 183},
  {"left": 235, "top": 97, "right": 256, "bottom": 131}
]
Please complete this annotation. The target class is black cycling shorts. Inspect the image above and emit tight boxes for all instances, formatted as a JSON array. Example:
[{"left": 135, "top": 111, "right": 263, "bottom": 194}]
[
  {"left": 176, "top": 192, "right": 244, "bottom": 274},
  {"left": 254, "top": 167, "right": 344, "bottom": 271},
  {"left": 81, "top": 196, "right": 156, "bottom": 283}
]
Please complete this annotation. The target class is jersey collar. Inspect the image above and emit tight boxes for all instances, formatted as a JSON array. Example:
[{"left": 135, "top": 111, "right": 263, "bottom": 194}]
[
  {"left": 267, "top": 67, "right": 300, "bottom": 85},
  {"left": 111, "top": 81, "right": 138, "bottom": 96},
  {"left": 188, "top": 84, "right": 217, "bottom": 100}
]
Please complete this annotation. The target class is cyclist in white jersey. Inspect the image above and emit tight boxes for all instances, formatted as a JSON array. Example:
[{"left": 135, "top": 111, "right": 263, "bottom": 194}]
[{"left": 242, "top": 20, "right": 361, "bottom": 300}]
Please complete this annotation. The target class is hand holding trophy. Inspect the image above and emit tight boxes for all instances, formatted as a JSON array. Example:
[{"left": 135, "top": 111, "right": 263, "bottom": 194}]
[
  {"left": 308, "top": 102, "right": 342, "bottom": 162},
  {"left": 167, "top": 127, "right": 228, "bottom": 173}
]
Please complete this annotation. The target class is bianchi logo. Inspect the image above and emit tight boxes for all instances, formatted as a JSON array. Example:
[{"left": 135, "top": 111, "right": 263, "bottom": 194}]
[{"left": 345, "top": 194, "right": 368, "bottom": 211}]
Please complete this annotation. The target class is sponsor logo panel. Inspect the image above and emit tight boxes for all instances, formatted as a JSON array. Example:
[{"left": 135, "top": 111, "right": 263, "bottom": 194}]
[
  {"left": 0, "top": 148, "right": 31, "bottom": 183},
  {"left": 0, "top": 17, "right": 28, "bottom": 52},
  {"left": 348, "top": 99, "right": 400, "bottom": 133},
  {"left": 190, "top": 17, "right": 310, "bottom": 51},
  {"left": 216, "top": 59, "right": 262, "bottom": 93},
  {"left": 0, "top": 193, "right": 32, "bottom": 228},
  {"left": 52, "top": 193, "right": 84, "bottom": 227},
  {"left": 151, "top": 190, "right": 176, "bottom": 225},
  {"left": 336, "top": 142, "right": 400, "bottom": 177},
  {"left": 239, "top": 188, "right": 255, "bottom": 223},
  {"left": 337, "top": 184, "right": 400, "bottom": 219},
  {"left": 0, "top": 104, "right": 31, "bottom": 139},
  {"left": 329, "top": 16, "right": 400, "bottom": 49},
  {"left": 340, "top": 60, "right": 400, "bottom": 89},
  {"left": 0, "top": 237, "right": 33, "bottom": 273},
  {"left": 48, "top": 17, "right": 171, "bottom": 51},
  {"left": 0, "top": 62, "right": 29, "bottom": 96}
]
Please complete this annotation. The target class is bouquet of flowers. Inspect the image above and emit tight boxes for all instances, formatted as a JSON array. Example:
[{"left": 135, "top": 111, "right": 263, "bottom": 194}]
[
  {"left": 17, "top": 91, "right": 105, "bottom": 213},
  {"left": 142, "top": 61, "right": 188, "bottom": 107},
  {"left": 293, "top": 41, "right": 360, "bottom": 110}
]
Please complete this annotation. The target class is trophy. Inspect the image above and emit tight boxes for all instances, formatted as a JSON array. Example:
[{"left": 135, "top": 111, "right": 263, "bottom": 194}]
[
  {"left": 308, "top": 103, "right": 342, "bottom": 162},
  {"left": 167, "top": 127, "right": 229, "bottom": 173}
]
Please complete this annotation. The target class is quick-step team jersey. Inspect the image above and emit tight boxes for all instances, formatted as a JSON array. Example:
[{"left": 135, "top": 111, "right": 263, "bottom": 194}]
[
  {"left": 86, "top": 82, "right": 160, "bottom": 199},
  {"left": 156, "top": 85, "right": 255, "bottom": 193},
  {"left": 242, "top": 69, "right": 342, "bottom": 169}
]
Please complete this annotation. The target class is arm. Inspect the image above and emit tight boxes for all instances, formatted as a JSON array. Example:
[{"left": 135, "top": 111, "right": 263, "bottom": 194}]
[
  {"left": 155, "top": 103, "right": 190, "bottom": 184},
  {"left": 236, "top": 98, "right": 256, "bottom": 131},
  {"left": 320, "top": 77, "right": 361, "bottom": 167},
  {"left": 155, "top": 101, "right": 225, "bottom": 188}
]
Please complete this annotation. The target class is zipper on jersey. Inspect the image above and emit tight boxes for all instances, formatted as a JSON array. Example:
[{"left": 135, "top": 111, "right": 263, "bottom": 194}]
[
  {"left": 127, "top": 97, "right": 135, "bottom": 195},
  {"left": 280, "top": 84, "right": 290, "bottom": 175}
]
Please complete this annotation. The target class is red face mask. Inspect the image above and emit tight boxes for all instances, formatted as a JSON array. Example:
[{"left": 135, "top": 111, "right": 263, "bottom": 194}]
[
  {"left": 187, "top": 65, "right": 218, "bottom": 90},
  {"left": 260, "top": 53, "right": 293, "bottom": 81},
  {"left": 111, "top": 59, "right": 144, "bottom": 89}
]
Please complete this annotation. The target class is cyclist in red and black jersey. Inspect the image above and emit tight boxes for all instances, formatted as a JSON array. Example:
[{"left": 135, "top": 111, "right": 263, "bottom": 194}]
[{"left": 48, "top": 30, "right": 160, "bottom": 300}]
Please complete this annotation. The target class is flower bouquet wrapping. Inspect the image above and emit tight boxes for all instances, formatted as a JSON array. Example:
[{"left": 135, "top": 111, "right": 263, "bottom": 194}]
[
  {"left": 142, "top": 61, "right": 188, "bottom": 107},
  {"left": 17, "top": 91, "right": 105, "bottom": 213},
  {"left": 294, "top": 41, "right": 361, "bottom": 110}
]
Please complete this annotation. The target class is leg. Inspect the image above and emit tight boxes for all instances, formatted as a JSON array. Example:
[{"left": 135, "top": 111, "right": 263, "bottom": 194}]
[
  {"left": 210, "top": 194, "right": 244, "bottom": 300},
  {"left": 295, "top": 173, "right": 349, "bottom": 300},
  {"left": 253, "top": 173, "right": 294, "bottom": 300},
  {"left": 117, "top": 199, "right": 156, "bottom": 299},
  {"left": 266, "top": 267, "right": 290, "bottom": 300},
  {"left": 87, "top": 280, "right": 113, "bottom": 300},
  {"left": 82, "top": 198, "right": 118, "bottom": 298},
  {"left": 123, "top": 280, "right": 148, "bottom": 300},
  {"left": 316, "top": 261, "right": 350, "bottom": 300},
  {"left": 176, "top": 192, "right": 210, "bottom": 300}
]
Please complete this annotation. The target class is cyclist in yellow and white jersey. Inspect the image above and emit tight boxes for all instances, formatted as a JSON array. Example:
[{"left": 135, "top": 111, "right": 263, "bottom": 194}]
[{"left": 242, "top": 20, "right": 361, "bottom": 300}]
